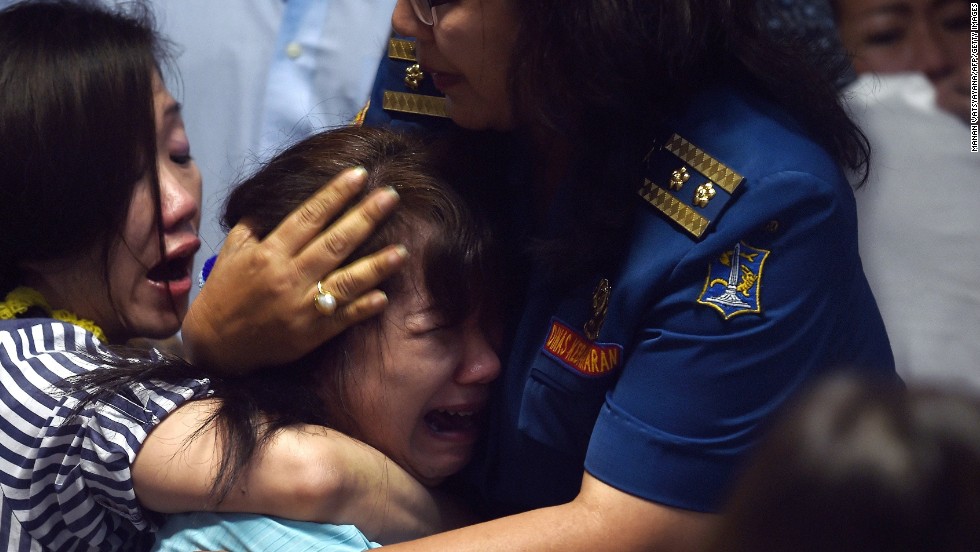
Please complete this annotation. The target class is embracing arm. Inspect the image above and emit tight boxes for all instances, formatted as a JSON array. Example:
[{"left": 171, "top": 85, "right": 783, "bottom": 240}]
[
  {"left": 132, "top": 399, "right": 459, "bottom": 543},
  {"left": 381, "top": 473, "right": 715, "bottom": 552}
]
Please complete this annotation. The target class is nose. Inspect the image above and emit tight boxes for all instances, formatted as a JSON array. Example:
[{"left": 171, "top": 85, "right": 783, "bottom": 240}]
[
  {"left": 455, "top": 326, "right": 502, "bottom": 385},
  {"left": 392, "top": 0, "right": 427, "bottom": 40},
  {"left": 160, "top": 168, "right": 201, "bottom": 233}
]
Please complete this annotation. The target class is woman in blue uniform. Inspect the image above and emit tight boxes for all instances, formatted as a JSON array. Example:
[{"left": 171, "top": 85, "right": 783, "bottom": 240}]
[{"left": 354, "top": 0, "right": 898, "bottom": 549}]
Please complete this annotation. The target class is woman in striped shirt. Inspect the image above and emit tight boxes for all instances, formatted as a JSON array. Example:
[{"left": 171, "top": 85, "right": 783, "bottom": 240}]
[{"left": 0, "top": 2, "right": 433, "bottom": 550}]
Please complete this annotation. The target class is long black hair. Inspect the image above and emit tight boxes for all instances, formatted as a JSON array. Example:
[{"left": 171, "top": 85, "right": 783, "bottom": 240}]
[
  {"left": 0, "top": 0, "right": 171, "bottom": 305},
  {"left": 509, "top": 0, "right": 864, "bottom": 169},
  {"left": 507, "top": 0, "right": 868, "bottom": 282}
]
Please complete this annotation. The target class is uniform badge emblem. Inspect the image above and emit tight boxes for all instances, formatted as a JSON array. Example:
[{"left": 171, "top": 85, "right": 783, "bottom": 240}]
[
  {"left": 698, "top": 241, "right": 770, "bottom": 319},
  {"left": 669, "top": 167, "right": 690, "bottom": 190},
  {"left": 583, "top": 278, "right": 611, "bottom": 341},
  {"left": 693, "top": 182, "right": 716, "bottom": 207},
  {"left": 404, "top": 63, "right": 424, "bottom": 90}
]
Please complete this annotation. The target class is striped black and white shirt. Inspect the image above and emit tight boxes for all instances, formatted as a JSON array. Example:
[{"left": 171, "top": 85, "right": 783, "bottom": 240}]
[{"left": 0, "top": 318, "right": 211, "bottom": 551}]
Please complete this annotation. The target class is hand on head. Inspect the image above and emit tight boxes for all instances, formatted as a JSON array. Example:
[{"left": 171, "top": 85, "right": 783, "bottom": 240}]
[{"left": 182, "top": 167, "right": 408, "bottom": 372}]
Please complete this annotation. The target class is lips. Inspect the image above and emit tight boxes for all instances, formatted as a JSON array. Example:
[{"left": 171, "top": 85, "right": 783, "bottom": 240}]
[
  {"left": 146, "top": 238, "right": 200, "bottom": 295},
  {"left": 423, "top": 400, "right": 488, "bottom": 438},
  {"left": 429, "top": 71, "right": 462, "bottom": 93},
  {"left": 425, "top": 408, "right": 479, "bottom": 432}
]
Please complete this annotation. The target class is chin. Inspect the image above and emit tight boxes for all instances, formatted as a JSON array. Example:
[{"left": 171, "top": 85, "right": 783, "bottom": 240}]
[
  {"left": 414, "top": 457, "right": 472, "bottom": 487},
  {"left": 446, "top": 100, "right": 515, "bottom": 132},
  {"left": 130, "top": 314, "right": 183, "bottom": 341}
]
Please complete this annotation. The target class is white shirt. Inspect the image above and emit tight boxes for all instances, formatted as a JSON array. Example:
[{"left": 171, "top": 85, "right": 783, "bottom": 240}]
[{"left": 847, "top": 73, "right": 980, "bottom": 391}]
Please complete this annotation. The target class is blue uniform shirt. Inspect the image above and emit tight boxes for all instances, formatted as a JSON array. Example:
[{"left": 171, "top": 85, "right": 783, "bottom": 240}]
[
  {"left": 364, "top": 48, "right": 896, "bottom": 515},
  {"left": 361, "top": 34, "right": 452, "bottom": 131},
  {"left": 475, "top": 85, "right": 894, "bottom": 515}
]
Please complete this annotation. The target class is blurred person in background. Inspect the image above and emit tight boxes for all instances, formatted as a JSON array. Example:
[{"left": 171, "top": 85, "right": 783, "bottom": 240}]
[{"left": 833, "top": 0, "right": 980, "bottom": 390}]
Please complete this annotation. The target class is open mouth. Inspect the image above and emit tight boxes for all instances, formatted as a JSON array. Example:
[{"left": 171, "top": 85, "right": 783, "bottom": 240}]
[
  {"left": 146, "top": 254, "right": 192, "bottom": 284},
  {"left": 424, "top": 408, "right": 482, "bottom": 434}
]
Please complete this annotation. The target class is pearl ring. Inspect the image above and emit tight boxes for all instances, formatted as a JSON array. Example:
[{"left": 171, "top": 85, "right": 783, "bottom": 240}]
[{"left": 314, "top": 280, "right": 338, "bottom": 316}]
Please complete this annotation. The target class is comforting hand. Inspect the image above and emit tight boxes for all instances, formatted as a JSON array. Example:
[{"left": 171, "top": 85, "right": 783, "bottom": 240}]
[{"left": 181, "top": 167, "right": 407, "bottom": 372}]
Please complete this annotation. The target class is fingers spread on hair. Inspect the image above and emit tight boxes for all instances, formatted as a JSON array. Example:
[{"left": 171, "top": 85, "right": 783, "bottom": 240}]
[
  {"left": 318, "top": 244, "right": 409, "bottom": 303},
  {"left": 298, "top": 186, "right": 400, "bottom": 278},
  {"left": 269, "top": 167, "right": 369, "bottom": 256}
]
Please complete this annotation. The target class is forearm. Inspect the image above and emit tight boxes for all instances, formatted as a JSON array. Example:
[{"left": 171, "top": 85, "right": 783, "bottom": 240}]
[
  {"left": 381, "top": 473, "right": 716, "bottom": 552},
  {"left": 251, "top": 426, "right": 460, "bottom": 543},
  {"left": 133, "top": 401, "right": 453, "bottom": 543}
]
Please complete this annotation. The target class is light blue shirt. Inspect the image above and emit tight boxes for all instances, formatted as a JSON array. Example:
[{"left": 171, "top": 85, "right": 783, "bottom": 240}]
[
  {"left": 153, "top": 512, "right": 383, "bottom": 551},
  {"left": 128, "top": 0, "right": 396, "bottom": 292},
  {"left": 0, "top": 0, "right": 397, "bottom": 296}
]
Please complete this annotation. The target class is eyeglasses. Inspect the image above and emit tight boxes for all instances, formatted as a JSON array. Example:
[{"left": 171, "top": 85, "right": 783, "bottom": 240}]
[{"left": 408, "top": 0, "right": 453, "bottom": 26}]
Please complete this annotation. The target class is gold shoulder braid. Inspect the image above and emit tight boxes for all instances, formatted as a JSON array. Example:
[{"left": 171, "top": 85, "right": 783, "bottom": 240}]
[{"left": 0, "top": 286, "right": 107, "bottom": 342}]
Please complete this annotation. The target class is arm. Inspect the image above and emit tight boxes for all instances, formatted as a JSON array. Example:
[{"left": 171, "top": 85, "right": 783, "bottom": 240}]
[
  {"left": 132, "top": 399, "right": 459, "bottom": 543},
  {"left": 182, "top": 167, "right": 408, "bottom": 373},
  {"left": 381, "top": 473, "right": 715, "bottom": 552}
]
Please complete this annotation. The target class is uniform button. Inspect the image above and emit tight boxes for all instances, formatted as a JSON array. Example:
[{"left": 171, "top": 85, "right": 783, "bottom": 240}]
[{"left": 286, "top": 42, "right": 302, "bottom": 59}]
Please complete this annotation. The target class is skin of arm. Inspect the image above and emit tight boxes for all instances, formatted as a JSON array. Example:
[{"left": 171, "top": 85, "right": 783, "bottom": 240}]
[
  {"left": 379, "top": 473, "right": 716, "bottom": 552},
  {"left": 132, "top": 399, "right": 459, "bottom": 543}
]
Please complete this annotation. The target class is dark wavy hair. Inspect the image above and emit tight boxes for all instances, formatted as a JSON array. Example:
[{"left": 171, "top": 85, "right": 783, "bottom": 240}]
[
  {"left": 204, "top": 127, "right": 498, "bottom": 498},
  {"left": 506, "top": 0, "right": 869, "bottom": 282},
  {"left": 0, "top": 0, "right": 171, "bottom": 301}
]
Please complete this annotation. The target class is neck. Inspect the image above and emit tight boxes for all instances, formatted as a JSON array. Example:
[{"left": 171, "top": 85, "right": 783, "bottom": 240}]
[
  {"left": 0, "top": 286, "right": 109, "bottom": 342},
  {"left": 16, "top": 254, "right": 128, "bottom": 341}
]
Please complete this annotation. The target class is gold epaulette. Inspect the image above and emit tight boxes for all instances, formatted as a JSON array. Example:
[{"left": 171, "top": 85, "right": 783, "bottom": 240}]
[
  {"left": 382, "top": 91, "right": 448, "bottom": 118},
  {"left": 638, "top": 133, "right": 744, "bottom": 239},
  {"left": 388, "top": 38, "right": 416, "bottom": 61},
  {"left": 380, "top": 38, "right": 449, "bottom": 119}
]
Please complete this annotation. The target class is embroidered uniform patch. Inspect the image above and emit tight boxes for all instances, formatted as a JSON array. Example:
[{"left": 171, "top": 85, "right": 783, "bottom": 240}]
[
  {"left": 698, "top": 241, "right": 770, "bottom": 319},
  {"left": 543, "top": 318, "right": 623, "bottom": 378}
]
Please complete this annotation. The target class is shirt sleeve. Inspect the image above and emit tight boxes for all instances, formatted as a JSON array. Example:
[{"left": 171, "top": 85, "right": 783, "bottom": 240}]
[
  {"left": 585, "top": 169, "right": 893, "bottom": 511},
  {"left": 153, "top": 512, "right": 382, "bottom": 551},
  {"left": 0, "top": 320, "right": 212, "bottom": 549}
]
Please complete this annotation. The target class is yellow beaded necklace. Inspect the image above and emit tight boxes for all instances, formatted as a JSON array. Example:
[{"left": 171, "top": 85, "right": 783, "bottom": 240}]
[{"left": 0, "top": 286, "right": 107, "bottom": 342}]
